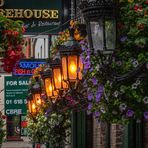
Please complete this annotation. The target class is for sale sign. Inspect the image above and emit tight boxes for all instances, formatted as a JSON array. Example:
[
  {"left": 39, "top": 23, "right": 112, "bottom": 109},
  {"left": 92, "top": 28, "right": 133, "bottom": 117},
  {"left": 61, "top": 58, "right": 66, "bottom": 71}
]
[{"left": 5, "top": 76, "right": 29, "bottom": 115}]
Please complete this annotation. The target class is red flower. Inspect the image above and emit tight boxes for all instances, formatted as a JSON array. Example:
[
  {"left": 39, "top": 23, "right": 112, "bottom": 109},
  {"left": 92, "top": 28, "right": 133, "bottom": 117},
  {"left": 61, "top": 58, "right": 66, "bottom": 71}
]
[
  {"left": 134, "top": 5, "right": 139, "bottom": 11},
  {"left": 138, "top": 6, "right": 143, "bottom": 11},
  {"left": 2, "top": 115, "right": 7, "bottom": 119},
  {"left": 137, "top": 24, "right": 145, "bottom": 30},
  {"left": 12, "top": 31, "right": 19, "bottom": 37},
  {"left": 145, "top": 1, "right": 148, "bottom": 4}
]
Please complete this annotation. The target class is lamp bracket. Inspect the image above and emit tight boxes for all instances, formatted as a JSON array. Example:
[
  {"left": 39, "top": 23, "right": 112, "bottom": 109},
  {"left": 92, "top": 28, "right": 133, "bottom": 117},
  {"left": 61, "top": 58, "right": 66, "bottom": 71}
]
[{"left": 114, "top": 62, "right": 148, "bottom": 83}]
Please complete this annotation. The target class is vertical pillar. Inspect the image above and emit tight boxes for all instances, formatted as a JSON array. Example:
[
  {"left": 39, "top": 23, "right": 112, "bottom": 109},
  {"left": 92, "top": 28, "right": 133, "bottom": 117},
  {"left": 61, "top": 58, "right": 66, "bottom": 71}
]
[
  {"left": 72, "top": 111, "right": 92, "bottom": 148},
  {"left": 111, "top": 124, "right": 123, "bottom": 148},
  {"left": 143, "top": 119, "right": 148, "bottom": 148},
  {"left": 93, "top": 118, "right": 107, "bottom": 148}
]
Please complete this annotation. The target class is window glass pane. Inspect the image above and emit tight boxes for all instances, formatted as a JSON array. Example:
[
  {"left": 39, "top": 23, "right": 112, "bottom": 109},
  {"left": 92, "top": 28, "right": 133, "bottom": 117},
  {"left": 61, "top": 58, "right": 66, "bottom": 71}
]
[
  {"left": 90, "top": 21, "right": 103, "bottom": 51},
  {"left": 105, "top": 20, "right": 116, "bottom": 50}
]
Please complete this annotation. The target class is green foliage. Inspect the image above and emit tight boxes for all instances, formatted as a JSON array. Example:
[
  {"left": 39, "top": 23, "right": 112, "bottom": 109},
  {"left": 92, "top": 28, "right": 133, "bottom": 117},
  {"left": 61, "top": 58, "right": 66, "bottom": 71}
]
[
  {"left": 0, "top": 16, "right": 24, "bottom": 51},
  {"left": 27, "top": 100, "right": 71, "bottom": 148},
  {"left": 81, "top": 0, "right": 148, "bottom": 124}
]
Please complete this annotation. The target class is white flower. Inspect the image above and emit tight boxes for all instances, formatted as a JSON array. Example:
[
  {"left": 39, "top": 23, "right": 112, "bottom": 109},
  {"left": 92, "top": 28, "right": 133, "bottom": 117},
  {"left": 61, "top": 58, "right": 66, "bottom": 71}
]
[
  {"left": 132, "top": 60, "right": 139, "bottom": 67},
  {"left": 119, "top": 103, "right": 127, "bottom": 111},
  {"left": 96, "top": 64, "right": 100, "bottom": 71},
  {"left": 143, "top": 96, "right": 148, "bottom": 104},
  {"left": 132, "top": 83, "right": 137, "bottom": 89},
  {"left": 100, "top": 107, "right": 106, "bottom": 113},
  {"left": 113, "top": 91, "right": 119, "bottom": 98},
  {"left": 136, "top": 79, "right": 141, "bottom": 85}
]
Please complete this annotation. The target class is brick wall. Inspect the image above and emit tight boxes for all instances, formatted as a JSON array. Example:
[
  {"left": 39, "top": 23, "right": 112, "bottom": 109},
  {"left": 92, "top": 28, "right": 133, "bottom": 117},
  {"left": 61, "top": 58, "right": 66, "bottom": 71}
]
[
  {"left": 93, "top": 117, "right": 107, "bottom": 148},
  {"left": 93, "top": 117, "right": 124, "bottom": 148},
  {"left": 110, "top": 124, "right": 124, "bottom": 148}
]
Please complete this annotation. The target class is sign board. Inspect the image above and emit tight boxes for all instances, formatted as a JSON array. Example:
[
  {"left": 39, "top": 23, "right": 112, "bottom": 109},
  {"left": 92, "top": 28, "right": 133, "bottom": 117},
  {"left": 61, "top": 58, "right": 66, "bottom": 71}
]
[
  {"left": 21, "top": 115, "right": 28, "bottom": 136},
  {"left": 13, "top": 59, "right": 46, "bottom": 76},
  {"left": 5, "top": 76, "right": 29, "bottom": 115},
  {"left": 0, "top": 0, "right": 63, "bottom": 33}
]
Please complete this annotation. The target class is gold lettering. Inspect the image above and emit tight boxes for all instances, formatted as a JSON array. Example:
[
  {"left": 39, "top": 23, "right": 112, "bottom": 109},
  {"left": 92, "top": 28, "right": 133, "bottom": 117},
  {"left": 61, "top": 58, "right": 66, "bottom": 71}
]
[
  {"left": 0, "top": 0, "right": 4, "bottom": 7},
  {"left": 24, "top": 9, "right": 33, "bottom": 18},
  {"left": 51, "top": 10, "right": 58, "bottom": 19},
  {"left": 0, "top": 8, "right": 59, "bottom": 19},
  {"left": 5, "top": 9, "right": 14, "bottom": 18},
  {"left": 33, "top": 10, "right": 42, "bottom": 18},
  {"left": 0, "top": 9, "right": 4, "bottom": 16},
  {"left": 14, "top": 9, "right": 23, "bottom": 18},
  {"left": 42, "top": 10, "right": 50, "bottom": 19}
]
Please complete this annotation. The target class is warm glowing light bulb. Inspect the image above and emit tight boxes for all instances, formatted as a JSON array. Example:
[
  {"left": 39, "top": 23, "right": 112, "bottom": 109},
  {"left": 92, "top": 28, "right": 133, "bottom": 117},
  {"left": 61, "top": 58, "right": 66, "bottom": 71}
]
[
  {"left": 37, "top": 98, "right": 41, "bottom": 104},
  {"left": 58, "top": 75, "right": 61, "bottom": 82},
  {"left": 70, "top": 62, "right": 76, "bottom": 73},
  {"left": 49, "top": 84, "right": 52, "bottom": 92},
  {"left": 32, "top": 103, "right": 36, "bottom": 110}
]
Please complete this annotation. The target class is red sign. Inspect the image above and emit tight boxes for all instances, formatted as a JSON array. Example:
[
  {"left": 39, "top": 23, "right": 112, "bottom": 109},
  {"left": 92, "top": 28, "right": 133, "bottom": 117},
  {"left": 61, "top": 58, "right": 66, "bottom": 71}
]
[{"left": 13, "top": 59, "right": 46, "bottom": 76}]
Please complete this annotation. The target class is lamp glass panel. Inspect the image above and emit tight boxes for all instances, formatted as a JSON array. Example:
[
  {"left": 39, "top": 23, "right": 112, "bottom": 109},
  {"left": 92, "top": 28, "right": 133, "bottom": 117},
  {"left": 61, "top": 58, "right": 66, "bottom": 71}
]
[
  {"left": 53, "top": 90, "right": 58, "bottom": 96},
  {"left": 28, "top": 101, "right": 32, "bottom": 113},
  {"left": 90, "top": 21, "right": 103, "bottom": 51},
  {"left": 78, "top": 56, "right": 83, "bottom": 80},
  {"left": 45, "top": 78, "right": 53, "bottom": 97},
  {"left": 34, "top": 94, "right": 41, "bottom": 105},
  {"left": 53, "top": 68, "right": 62, "bottom": 89},
  {"left": 31, "top": 100, "right": 36, "bottom": 113},
  {"left": 105, "top": 20, "right": 116, "bottom": 50},
  {"left": 62, "top": 56, "right": 68, "bottom": 81},
  {"left": 62, "top": 81, "right": 68, "bottom": 89},
  {"left": 68, "top": 55, "right": 77, "bottom": 80}
]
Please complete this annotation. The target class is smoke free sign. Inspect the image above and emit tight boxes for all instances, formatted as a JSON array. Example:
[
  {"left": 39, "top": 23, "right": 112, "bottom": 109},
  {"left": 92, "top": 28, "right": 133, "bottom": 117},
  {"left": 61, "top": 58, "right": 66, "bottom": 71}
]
[{"left": 5, "top": 76, "right": 29, "bottom": 115}]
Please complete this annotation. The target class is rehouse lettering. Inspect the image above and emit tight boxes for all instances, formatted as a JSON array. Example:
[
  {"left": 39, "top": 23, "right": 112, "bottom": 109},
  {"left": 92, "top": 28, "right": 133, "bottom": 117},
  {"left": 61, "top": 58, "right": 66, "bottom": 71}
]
[{"left": 0, "top": 9, "right": 59, "bottom": 19}]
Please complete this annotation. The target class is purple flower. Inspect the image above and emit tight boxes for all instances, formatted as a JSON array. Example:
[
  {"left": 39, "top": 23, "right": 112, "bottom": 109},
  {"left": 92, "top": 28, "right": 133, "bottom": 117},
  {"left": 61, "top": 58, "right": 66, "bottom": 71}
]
[
  {"left": 98, "top": 84, "right": 104, "bottom": 93},
  {"left": 80, "top": 54, "right": 85, "bottom": 63},
  {"left": 92, "top": 77, "right": 98, "bottom": 85},
  {"left": 126, "top": 109, "right": 134, "bottom": 117},
  {"left": 120, "top": 36, "right": 127, "bottom": 42},
  {"left": 80, "top": 40, "right": 85, "bottom": 45},
  {"left": 87, "top": 103, "right": 92, "bottom": 110},
  {"left": 144, "top": 112, "right": 148, "bottom": 119},
  {"left": 85, "top": 55, "right": 90, "bottom": 61},
  {"left": 84, "top": 61, "right": 91, "bottom": 70},
  {"left": 87, "top": 92, "right": 93, "bottom": 101},
  {"left": 94, "top": 111, "right": 100, "bottom": 117},
  {"left": 95, "top": 92, "right": 101, "bottom": 102},
  {"left": 45, "top": 108, "right": 51, "bottom": 117},
  {"left": 89, "top": 67, "right": 94, "bottom": 72},
  {"left": 83, "top": 80, "right": 88, "bottom": 87},
  {"left": 83, "top": 69, "right": 87, "bottom": 74}
]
